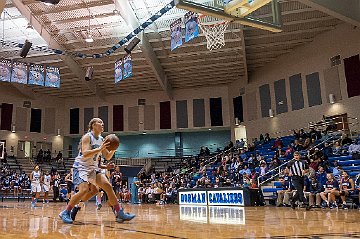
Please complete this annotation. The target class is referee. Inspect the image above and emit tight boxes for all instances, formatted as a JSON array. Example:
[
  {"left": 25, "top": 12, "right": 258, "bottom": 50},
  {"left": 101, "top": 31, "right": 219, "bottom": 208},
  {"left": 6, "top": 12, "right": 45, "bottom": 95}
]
[{"left": 286, "top": 151, "right": 311, "bottom": 210}]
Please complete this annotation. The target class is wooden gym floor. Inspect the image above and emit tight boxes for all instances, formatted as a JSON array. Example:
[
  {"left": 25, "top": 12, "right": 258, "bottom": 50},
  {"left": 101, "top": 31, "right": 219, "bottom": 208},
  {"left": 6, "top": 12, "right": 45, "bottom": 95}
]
[{"left": 0, "top": 202, "right": 359, "bottom": 239}]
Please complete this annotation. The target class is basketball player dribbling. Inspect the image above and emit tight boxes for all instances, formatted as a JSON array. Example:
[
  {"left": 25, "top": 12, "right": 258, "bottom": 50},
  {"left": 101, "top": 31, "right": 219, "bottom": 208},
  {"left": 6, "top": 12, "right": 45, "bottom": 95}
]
[
  {"left": 59, "top": 118, "right": 135, "bottom": 224},
  {"left": 30, "top": 165, "right": 42, "bottom": 207}
]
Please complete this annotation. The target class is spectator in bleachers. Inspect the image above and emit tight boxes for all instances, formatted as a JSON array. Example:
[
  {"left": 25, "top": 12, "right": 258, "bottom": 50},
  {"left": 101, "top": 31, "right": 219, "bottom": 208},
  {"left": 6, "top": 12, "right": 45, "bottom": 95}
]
[
  {"left": 275, "top": 145, "right": 286, "bottom": 158},
  {"left": 272, "top": 137, "right": 283, "bottom": 150},
  {"left": 341, "top": 134, "right": 353, "bottom": 146},
  {"left": 276, "top": 176, "right": 292, "bottom": 207},
  {"left": 308, "top": 176, "right": 322, "bottom": 208},
  {"left": 323, "top": 142, "right": 333, "bottom": 159},
  {"left": 269, "top": 155, "right": 281, "bottom": 171},
  {"left": 303, "top": 138, "right": 311, "bottom": 150},
  {"left": 331, "top": 161, "right": 341, "bottom": 179},
  {"left": 264, "top": 133, "right": 271, "bottom": 143},
  {"left": 240, "top": 164, "right": 251, "bottom": 176},
  {"left": 285, "top": 145, "right": 294, "bottom": 159},
  {"left": 348, "top": 139, "right": 360, "bottom": 159},
  {"left": 259, "top": 134, "right": 264, "bottom": 142},
  {"left": 36, "top": 149, "right": 43, "bottom": 164},
  {"left": 293, "top": 140, "right": 303, "bottom": 151},
  {"left": 332, "top": 141, "right": 343, "bottom": 156},
  {"left": 320, "top": 173, "right": 340, "bottom": 209},
  {"left": 339, "top": 171, "right": 355, "bottom": 209},
  {"left": 316, "top": 166, "right": 327, "bottom": 187}
]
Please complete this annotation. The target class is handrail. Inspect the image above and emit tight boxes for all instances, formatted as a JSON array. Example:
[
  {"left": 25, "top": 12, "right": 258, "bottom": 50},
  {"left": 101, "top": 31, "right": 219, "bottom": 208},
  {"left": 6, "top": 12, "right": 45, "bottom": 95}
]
[{"left": 258, "top": 160, "right": 289, "bottom": 186}]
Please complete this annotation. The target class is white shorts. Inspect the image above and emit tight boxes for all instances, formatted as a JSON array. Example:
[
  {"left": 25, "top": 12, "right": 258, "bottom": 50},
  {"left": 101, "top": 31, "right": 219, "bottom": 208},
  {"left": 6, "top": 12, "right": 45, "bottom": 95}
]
[
  {"left": 31, "top": 183, "right": 42, "bottom": 193},
  {"left": 43, "top": 184, "right": 50, "bottom": 192},
  {"left": 73, "top": 168, "right": 97, "bottom": 187}
]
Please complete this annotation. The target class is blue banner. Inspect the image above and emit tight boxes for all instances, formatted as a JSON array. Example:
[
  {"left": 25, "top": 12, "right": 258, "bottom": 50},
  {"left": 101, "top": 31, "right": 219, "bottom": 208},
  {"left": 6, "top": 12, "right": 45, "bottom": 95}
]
[
  {"left": 0, "top": 59, "right": 12, "bottom": 82},
  {"left": 28, "top": 63, "right": 45, "bottom": 86},
  {"left": 184, "top": 11, "right": 199, "bottom": 43},
  {"left": 123, "top": 54, "right": 132, "bottom": 79},
  {"left": 115, "top": 59, "right": 123, "bottom": 83},
  {"left": 11, "top": 61, "right": 28, "bottom": 84},
  {"left": 45, "top": 66, "right": 60, "bottom": 88},
  {"left": 170, "top": 18, "right": 183, "bottom": 51}
]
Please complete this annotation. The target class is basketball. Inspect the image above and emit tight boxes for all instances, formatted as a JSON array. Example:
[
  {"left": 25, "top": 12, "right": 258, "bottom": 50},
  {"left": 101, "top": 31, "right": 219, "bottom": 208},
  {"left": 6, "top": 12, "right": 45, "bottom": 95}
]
[{"left": 105, "top": 134, "right": 120, "bottom": 150}]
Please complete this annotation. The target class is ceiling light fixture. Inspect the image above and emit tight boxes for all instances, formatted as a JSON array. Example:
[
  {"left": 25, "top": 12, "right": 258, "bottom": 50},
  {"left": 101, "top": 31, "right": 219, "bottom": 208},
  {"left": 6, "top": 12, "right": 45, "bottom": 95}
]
[
  {"left": 36, "top": 0, "right": 60, "bottom": 5},
  {"left": 84, "top": 1, "right": 94, "bottom": 43},
  {"left": 85, "top": 31, "right": 94, "bottom": 43},
  {"left": 26, "top": 23, "right": 34, "bottom": 32}
]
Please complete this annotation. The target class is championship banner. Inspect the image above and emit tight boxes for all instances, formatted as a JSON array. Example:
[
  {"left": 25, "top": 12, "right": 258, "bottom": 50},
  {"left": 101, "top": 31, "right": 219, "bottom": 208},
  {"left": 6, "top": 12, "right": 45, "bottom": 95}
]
[
  {"left": 45, "top": 66, "right": 60, "bottom": 88},
  {"left": 11, "top": 61, "right": 28, "bottom": 84},
  {"left": 170, "top": 18, "right": 183, "bottom": 51},
  {"left": 28, "top": 63, "right": 45, "bottom": 86},
  {"left": 184, "top": 11, "right": 199, "bottom": 43},
  {"left": 123, "top": 54, "right": 132, "bottom": 79},
  {"left": 114, "top": 59, "right": 123, "bottom": 83},
  {"left": 0, "top": 59, "right": 11, "bottom": 82}
]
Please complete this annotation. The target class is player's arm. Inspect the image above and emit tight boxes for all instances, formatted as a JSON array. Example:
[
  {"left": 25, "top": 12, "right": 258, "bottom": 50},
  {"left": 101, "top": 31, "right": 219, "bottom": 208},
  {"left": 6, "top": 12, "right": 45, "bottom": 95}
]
[
  {"left": 81, "top": 135, "right": 109, "bottom": 159},
  {"left": 102, "top": 147, "right": 116, "bottom": 161},
  {"left": 29, "top": 172, "right": 33, "bottom": 181},
  {"left": 349, "top": 178, "right": 355, "bottom": 191},
  {"left": 64, "top": 173, "right": 71, "bottom": 182}
]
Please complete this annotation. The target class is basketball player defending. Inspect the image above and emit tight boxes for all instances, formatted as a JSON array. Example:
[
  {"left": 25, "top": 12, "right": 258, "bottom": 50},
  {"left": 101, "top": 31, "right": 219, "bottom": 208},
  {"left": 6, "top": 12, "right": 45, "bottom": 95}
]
[
  {"left": 59, "top": 118, "right": 135, "bottom": 224},
  {"left": 30, "top": 165, "right": 42, "bottom": 207}
]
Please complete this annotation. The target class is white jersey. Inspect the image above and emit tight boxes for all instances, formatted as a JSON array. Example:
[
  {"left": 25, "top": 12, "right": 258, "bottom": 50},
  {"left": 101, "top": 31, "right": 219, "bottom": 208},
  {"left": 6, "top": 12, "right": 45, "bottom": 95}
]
[
  {"left": 31, "top": 171, "right": 41, "bottom": 184},
  {"left": 73, "top": 132, "right": 104, "bottom": 172},
  {"left": 44, "top": 174, "right": 51, "bottom": 186}
]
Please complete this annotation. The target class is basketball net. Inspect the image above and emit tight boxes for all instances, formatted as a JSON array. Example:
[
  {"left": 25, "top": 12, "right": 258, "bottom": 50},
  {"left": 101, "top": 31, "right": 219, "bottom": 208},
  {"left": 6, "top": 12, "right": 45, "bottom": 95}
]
[{"left": 197, "top": 15, "right": 230, "bottom": 51}]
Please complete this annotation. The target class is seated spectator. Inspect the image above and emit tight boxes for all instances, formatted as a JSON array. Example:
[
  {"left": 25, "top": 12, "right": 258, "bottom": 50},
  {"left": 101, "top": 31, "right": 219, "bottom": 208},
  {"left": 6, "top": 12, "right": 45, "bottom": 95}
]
[
  {"left": 320, "top": 173, "right": 340, "bottom": 209},
  {"left": 273, "top": 137, "right": 283, "bottom": 150},
  {"left": 269, "top": 156, "right": 280, "bottom": 170},
  {"left": 285, "top": 145, "right": 294, "bottom": 159},
  {"left": 341, "top": 134, "right": 353, "bottom": 146},
  {"left": 332, "top": 141, "right": 342, "bottom": 156},
  {"left": 348, "top": 139, "right": 360, "bottom": 159},
  {"left": 332, "top": 161, "right": 341, "bottom": 179},
  {"left": 293, "top": 140, "right": 303, "bottom": 151},
  {"left": 239, "top": 165, "right": 251, "bottom": 176},
  {"left": 275, "top": 145, "right": 286, "bottom": 158},
  {"left": 339, "top": 171, "right": 355, "bottom": 209},
  {"left": 205, "top": 147, "right": 210, "bottom": 156},
  {"left": 303, "top": 138, "right": 311, "bottom": 150},
  {"left": 316, "top": 166, "right": 327, "bottom": 187},
  {"left": 59, "top": 185, "right": 68, "bottom": 202},
  {"left": 276, "top": 176, "right": 293, "bottom": 207},
  {"left": 308, "top": 177, "right": 322, "bottom": 208},
  {"left": 323, "top": 142, "right": 333, "bottom": 159},
  {"left": 264, "top": 133, "right": 270, "bottom": 142}
]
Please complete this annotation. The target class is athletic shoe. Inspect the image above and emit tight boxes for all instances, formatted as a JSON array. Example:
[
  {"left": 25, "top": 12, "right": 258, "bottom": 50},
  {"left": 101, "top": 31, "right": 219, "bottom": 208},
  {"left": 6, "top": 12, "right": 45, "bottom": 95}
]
[
  {"left": 305, "top": 204, "right": 311, "bottom": 211},
  {"left": 70, "top": 206, "right": 80, "bottom": 221},
  {"left": 321, "top": 202, "right": 328, "bottom": 209},
  {"left": 290, "top": 201, "right": 296, "bottom": 210},
  {"left": 59, "top": 210, "right": 73, "bottom": 224},
  {"left": 342, "top": 204, "right": 349, "bottom": 210},
  {"left": 31, "top": 201, "right": 36, "bottom": 208},
  {"left": 97, "top": 204, "right": 102, "bottom": 210},
  {"left": 329, "top": 202, "right": 337, "bottom": 209},
  {"left": 115, "top": 209, "right": 136, "bottom": 223}
]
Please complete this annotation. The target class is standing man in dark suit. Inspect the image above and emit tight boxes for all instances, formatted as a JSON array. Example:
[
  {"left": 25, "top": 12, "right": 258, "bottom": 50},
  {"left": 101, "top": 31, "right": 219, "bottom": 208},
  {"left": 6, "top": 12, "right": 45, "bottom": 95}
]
[{"left": 287, "top": 151, "right": 311, "bottom": 210}]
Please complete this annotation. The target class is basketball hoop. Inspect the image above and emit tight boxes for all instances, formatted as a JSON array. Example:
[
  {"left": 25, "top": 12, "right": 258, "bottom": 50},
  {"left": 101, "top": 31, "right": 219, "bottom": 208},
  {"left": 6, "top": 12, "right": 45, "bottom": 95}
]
[{"left": 197, "top": 14, "right": 230, "bottom": 51}]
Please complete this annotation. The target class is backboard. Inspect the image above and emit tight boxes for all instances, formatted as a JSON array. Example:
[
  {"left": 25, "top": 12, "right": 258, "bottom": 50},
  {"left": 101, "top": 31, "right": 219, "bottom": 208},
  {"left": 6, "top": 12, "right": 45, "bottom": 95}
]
[{"left": 175, "top": 0, "right": 282, "bottom": 32}]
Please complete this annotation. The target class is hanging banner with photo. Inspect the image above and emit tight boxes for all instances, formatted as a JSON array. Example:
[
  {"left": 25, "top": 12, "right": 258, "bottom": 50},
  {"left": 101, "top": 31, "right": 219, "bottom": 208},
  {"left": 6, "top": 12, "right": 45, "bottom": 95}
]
[
  {"left": 45, "top": 66, "right": 60, "bottom": 88},
  {"left": 0, "top": 59, "right": 12, "bottom": 82},
  {"left": 170, "top": 18, "right": 183, "bottom": 51},
  {"left": 115, "top": 59, "right": 123, "bottom": 83},
  {"left": 11, "top": 61, "right": 28, "bottom": 84},
  {"left": 28, "top": 63, "right": 45, "bottom": 86},
  {"left": 184, "top": 11, "right": 199, "bottom": 42},
  {"left": 123, "top": 54, "right": 132, "bottom": 79}
]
